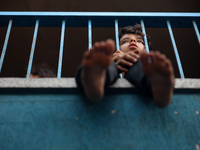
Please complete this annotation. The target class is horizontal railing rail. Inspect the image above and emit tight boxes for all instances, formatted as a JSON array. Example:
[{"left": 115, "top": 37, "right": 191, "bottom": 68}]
[
  {"left": 0, "top": 12, "right": 200, "bottom": 27},
  {"left": 0, "top": 12, "right": 200, "bottom": 79}
]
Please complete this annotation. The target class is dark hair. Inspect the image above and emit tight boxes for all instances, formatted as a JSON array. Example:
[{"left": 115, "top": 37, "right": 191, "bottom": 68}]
[
  {"left": 119, "top": 24, "right": 151, "bottom": 49},
  {"left": 31, "top": 64, "right": 56, "bottom": 78}
]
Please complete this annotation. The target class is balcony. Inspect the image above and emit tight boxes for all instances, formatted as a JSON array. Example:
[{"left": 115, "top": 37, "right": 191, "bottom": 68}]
[{"left": 0, "top": 12, "right": 200, "bottom": 150}]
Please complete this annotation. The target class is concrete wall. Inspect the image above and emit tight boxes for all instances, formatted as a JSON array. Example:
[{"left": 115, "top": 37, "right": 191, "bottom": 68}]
[{"left": 0, "top": 78, "right": 200, "bottom": 150}]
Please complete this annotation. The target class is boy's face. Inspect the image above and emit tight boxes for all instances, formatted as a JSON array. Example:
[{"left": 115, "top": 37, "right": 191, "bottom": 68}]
[
  {"left": 30, "top": 74, "right": 40, "bottom": 78},
  {"left": 119, "top": 34, "right": 145, "bottom": 55}
]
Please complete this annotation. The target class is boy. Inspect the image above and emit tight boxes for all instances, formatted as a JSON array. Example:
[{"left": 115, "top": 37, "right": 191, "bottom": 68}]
[
  {"left": 29, "top": 64, "right": 56, "bottom": 78},
  {"left": 75, "top": 24, "right": 174, "bottom": 107}
]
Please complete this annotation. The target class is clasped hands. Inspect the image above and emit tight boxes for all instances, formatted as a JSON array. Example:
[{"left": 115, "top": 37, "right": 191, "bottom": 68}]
[{"left": 112, "top": 50, "right": 140, "bottom": 73}]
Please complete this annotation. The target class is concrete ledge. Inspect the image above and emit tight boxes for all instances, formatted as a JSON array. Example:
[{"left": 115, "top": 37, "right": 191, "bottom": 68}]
[{"left": 0, "top": 78, "right": 200, "bottom": 89}]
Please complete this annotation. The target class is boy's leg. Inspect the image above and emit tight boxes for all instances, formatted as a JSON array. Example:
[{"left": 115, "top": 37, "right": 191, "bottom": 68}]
[
  {"left": 140, "top": 51, "right": 174, "bottom": 107},
  {"left": 75, "top": 62, "right": 119, "bottom": 92},
  {"left": 75, "top": 39, "right": 116, "bottom": 102},
  {"left": 124, "top": 60, "right": 153, "bottom": 97}
]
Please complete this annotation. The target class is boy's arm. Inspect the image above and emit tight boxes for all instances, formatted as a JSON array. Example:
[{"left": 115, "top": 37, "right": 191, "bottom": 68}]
[{"left": 112, "top": 50, "right": 139, "bottom": 72}]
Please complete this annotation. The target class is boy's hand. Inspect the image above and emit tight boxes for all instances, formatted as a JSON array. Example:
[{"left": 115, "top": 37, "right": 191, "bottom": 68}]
[
  {"left": 112, "top": 50, "right": 140, "bottom": 72},
  {"left": 112, "top": 50, "right": 124, "bottom": 62}
]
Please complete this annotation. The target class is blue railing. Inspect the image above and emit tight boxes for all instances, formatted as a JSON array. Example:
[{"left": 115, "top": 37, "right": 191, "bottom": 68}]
[{"left": 0, "top": 12, "right": 200, "bottom": 79}]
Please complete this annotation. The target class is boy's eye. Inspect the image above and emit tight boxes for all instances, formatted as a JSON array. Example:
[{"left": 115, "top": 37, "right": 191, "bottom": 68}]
[
  {"left": 137, "top": 40, "right": 143, "bottom": 43},
  {"left": 121, "top": 40, "right": 129, "bottom": 44},
  {"left": 137, "top": 40, "right": 144, "bottom": 44}
]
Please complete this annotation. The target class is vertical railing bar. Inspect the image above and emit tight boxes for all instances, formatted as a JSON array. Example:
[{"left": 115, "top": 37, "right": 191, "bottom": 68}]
[
  {"left": 88, "top": 20, "right": 92, "bottom": 51},
  {"left": 140, "top": 20, "right": 149, "bottom": 53},
  {"left": 57, "top": 20, "right": 66, "bottom": 78},
  {"left": 0, "top": 20, "right": 12, "bottom": 73},
  {"left": 115, "top": 20, "right": 120, "bottom": 50},
  {"left": 26, "top": 20, "right": 39, "bottom": 79},
  {"left": 166, "top": 20, "right": 185, "bottom": 79},
  {"left": 192, "top": 21, "right": 200, "bottom": 45},
  {"left": 115, "top": 19, "right": 123, "bottom": 78}
]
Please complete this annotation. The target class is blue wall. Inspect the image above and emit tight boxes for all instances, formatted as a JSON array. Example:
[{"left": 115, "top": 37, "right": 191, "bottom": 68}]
[{"left": 0, "top": 88, "right": 200, "bottom": 150}]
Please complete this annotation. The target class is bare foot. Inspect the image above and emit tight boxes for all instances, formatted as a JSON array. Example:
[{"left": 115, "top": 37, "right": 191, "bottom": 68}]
[
  {"left": 81, "top": 39, "right": 115, "bottom": 102},
  {"left": 140, "top": 51, "right": 174, "bottom": 107}
]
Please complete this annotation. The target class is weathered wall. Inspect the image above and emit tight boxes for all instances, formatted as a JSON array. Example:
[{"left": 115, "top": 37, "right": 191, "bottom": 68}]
[{"left": 0, "top": 79, "right": 200, "bottom": 150}]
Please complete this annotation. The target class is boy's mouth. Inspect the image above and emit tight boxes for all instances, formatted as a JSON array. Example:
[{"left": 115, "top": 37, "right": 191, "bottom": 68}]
[{"left": 129, "top": 43, "right": 138, "bottom": 49}]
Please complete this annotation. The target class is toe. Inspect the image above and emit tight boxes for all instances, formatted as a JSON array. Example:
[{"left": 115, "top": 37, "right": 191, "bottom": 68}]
[
  {"left": 140, "top": 51, "right": 149, "bottom": 65},
  {"left": 83, "top": 51, "right": 91, "bottom": 59},
  {"left": 99, "top": 41, "right": 106, "bottom": 53},
  {"left": 93, "top": 42, "right": 101, "bottom": 52},
  {"left": 106, "top": 39, "right": 115, "bottom": 54},
  {"left": 150, "top": 51, "right": 158, "bottom": 64}
]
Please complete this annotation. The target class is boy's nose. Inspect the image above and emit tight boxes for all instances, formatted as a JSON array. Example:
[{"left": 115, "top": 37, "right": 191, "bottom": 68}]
[{"left": 130, "top": 39, "right": 136, "bottom": 43}]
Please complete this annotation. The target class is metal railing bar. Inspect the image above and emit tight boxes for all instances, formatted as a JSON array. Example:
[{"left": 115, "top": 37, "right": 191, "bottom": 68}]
[
  {"left": 192, "top": 21, "right": 200, "bottom": 45},
  {"left": 167, "top": 20, "right": 185, "bottom": 79},
  {"left": 26, "top": 20, "right": 39, "bottom": 79},
  {"left": 0, "top": 12, "right": 200, "bottom": 17},
  {"left": 114, "top": 20, "right": 123, "bottom": 78},
  {"left": 140, "top": 20, "right": 149, "bottom": 53},
  {"left": 0, "top": 20, "right": 12, "bottom": 73},
  {"left": 115, "top": 20, "right": 120, "bottom": 50},
  {"left": 88, "top": 20, "right": 92, "bottom": 50},
  {"left": 57, "top": 20, "right": 66, "bottom": 78},
  {"left": 0, "top": 12, "right": 199, "bottom": 28}
]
